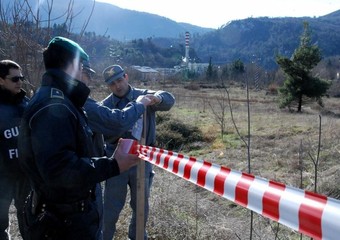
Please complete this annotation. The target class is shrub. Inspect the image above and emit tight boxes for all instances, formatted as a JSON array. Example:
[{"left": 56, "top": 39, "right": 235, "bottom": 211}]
[
  {"left": 156, "top": 112, "right": 204, "bottom": 151},
  {"left": 184, "top": 83, "right": 200, "bottom": 91},
  {"left": 266, "top": 83, "right": 278, "bottom": 95}
]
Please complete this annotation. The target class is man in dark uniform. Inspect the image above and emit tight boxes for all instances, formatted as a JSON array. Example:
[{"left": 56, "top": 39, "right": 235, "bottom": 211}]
[
  {"left": 0, "top": 60, "right": 30, "bottom": 240},
  {"left": 18, "top": 36, "right": 140, "bottom": 240}
]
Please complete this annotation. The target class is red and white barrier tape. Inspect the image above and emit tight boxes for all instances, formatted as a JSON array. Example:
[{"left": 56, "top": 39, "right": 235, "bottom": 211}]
[{"left": 121, "top": 139, "right": 340, "bottom": 240}]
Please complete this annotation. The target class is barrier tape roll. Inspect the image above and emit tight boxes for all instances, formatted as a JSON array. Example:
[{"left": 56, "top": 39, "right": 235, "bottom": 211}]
[{"left": 123, "top": 139, "right": 340, "bottom": 240}]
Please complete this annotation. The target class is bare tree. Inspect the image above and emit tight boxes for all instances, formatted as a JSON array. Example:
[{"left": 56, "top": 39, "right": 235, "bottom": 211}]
[
  {"left": 222, "top": 75, "right": 253, "bottom": 239},
  {"left": 208, "top": 88, "right": 229, "bottom": 139},
  {"left": 0, "top": 0, "right": 94, "bottom": 94},
  {"left": 307, "top": 115, "right": 322, "bottom": 194}
]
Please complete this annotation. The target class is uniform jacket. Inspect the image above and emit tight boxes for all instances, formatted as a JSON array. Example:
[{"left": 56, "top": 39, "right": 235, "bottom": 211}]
[
  {"left": 0, "top": 88, "right": 28, "bottom": 179},
  {"left": 101, "top": 85, "right": 175, "bottom": 156},
  {"left": 84, "top": 97, "right": 145, "bottom": 156},
  {"left": 18, "top": 70, "right": 121, "bottom": 203}
]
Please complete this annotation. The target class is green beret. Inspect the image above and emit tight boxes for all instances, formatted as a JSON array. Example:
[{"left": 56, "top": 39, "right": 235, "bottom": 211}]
[{"left": 48, "top": 36, "right": 89, "bottom": 61}]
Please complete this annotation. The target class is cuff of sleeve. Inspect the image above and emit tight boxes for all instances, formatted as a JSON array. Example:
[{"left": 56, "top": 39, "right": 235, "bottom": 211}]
[
  {"left": 111, "top": 158, "right": 120, "bottom": 176},
  {"left": 155, "top": 94, "right": 163, "bottom": 104},
  {"left": 158, "top": 95, "right": 163, "bottom": 104}
]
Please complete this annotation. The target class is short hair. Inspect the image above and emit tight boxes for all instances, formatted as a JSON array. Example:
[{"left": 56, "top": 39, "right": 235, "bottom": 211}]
[
  {"left": 0, "top": 60, "right": 21, "bottom": 79},
  {"left": 43, "top": 44, "right": 76, "bottom": 70}
]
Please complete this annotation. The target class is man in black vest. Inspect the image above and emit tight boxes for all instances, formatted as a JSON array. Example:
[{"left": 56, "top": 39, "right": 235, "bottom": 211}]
[
  {"left": 18, "top": 36, "right": 140, "bottom": 240},
  {"left": 0, "top": 60, "right": 30, "bottom": 240}
]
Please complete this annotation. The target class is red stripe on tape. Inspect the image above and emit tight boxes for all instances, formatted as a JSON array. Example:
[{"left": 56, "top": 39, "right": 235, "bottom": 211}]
[
  {"left": 235, "top": 173, "right": 255, "bottom": 207},
  {"left": 262, "top": 181, "right": 286, "bottom": 221},
  {"left": 172, "top": 154, "right": 184, "bottom": 174},
  {"left": 213, "top": 166, "right": 231, "bottom": 196},
  {"left": 163, "top": 150, "right": 173, "bottom": 169},
  {"left": 155, "top": 149, "right": 164, "bottom": 165},
  {"left": 148, "top": 146, "right": 155, "bottom": 163},
  {"left": 183, "top": 157, "right": 196, "bottom": 180},
  {"left": 197, "top": 161, "right": 212, "bottom": 187},
  {"left": 299, "top": 192, "right": 327, "bottom": 239}
]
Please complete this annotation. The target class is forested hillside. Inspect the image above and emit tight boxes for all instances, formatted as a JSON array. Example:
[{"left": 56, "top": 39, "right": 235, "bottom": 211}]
[
  {"left": 169, "top": 12, "right": 340, "bottom": 69},
  {"left": 1, "top": 0, "right": 340, "bottom": 72}
]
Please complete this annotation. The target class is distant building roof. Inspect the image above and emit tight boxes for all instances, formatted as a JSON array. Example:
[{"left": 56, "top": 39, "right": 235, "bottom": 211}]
[{"left": 132, "top": 65, "right": 158, "bottom": 73}]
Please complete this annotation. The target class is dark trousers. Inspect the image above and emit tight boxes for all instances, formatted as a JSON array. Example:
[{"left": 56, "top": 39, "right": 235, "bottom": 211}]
[
  {"left": 23, "top": 192, "right": 101, "bottom": 240},
  {"left": 0, "top": 175, "right": 30, "bottom": 240}
]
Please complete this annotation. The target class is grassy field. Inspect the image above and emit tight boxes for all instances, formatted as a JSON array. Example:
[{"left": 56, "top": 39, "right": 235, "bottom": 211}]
[
  {"left": 10, "top": 81, "right": 340, "bottom": 239},
  {"left": 104, "top": 81, "right": 340, "bottom": 239}
]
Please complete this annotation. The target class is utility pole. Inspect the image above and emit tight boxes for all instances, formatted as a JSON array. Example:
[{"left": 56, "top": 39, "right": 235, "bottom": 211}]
[{"left": 136, "top": 113, "right": 146, "bottom": 240}]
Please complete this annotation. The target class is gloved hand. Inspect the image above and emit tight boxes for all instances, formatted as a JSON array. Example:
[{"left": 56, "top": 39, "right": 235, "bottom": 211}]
[{"left": 112, "top": 138, "right": 140, "bottom": 173}]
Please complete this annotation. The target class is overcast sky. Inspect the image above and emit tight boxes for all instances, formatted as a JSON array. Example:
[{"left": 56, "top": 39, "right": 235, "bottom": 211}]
[{"left": 96, "top": 0, "right": 340, "bottom": 29}]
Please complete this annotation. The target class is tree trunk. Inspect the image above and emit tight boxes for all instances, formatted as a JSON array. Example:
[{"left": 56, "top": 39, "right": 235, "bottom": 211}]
[{"left": 297, "top": 94, "right": 303, "bottom": 112}]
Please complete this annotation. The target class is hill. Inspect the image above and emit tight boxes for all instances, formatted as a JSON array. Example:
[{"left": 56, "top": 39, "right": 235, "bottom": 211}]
[
  {"left": 195, "top": 12, "right": 340, "bottom": 69},
  {"left": 151, "top": 11, "right": 340, "bottom": 69},
  {"left": 0, "top": 0, "right": 213, "bottom": 40},
  {"left": 88, "top": 2, "right": 213, "bottom": 40},
  {"left": 1, "top": 0, "right": 340, "bottom": 70}
]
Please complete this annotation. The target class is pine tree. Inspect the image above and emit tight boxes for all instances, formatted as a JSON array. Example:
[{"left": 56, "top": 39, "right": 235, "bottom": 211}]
[
  {"left": 230, "top": 59, "right": 245, "bottom": 81},
  {"left": 276, "top": 22, "right": 331, "bottom": 112},
  {"left": 206, "top": 57, "right": 214, "bottom": 80}
]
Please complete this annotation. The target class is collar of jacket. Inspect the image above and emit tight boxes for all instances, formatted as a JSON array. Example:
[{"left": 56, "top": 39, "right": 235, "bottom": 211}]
[
  {"left": 111, "top": 85, "right": 135, "bottom": 105},
  {"left": 0, "top": 87, "right": 26, "bottom": 104},
  {"left": 42, "top": 69, "right": 90, "bottom": 107}
]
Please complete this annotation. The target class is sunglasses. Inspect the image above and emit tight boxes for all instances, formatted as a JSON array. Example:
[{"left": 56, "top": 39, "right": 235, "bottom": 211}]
[{"left": 6, "top": 76, "right": 25, "bottom": 83}]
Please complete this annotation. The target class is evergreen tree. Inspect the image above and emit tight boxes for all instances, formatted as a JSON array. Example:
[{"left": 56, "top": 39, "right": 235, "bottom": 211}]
[
  {"left": 276, "top": 22, "right": 331, "bottom": 112},
  {"left": 206, "top": 57, "right": 214, "bottom": 80},
  {"left": 230, "top": 59, "right": 245, "bottom": 81}
]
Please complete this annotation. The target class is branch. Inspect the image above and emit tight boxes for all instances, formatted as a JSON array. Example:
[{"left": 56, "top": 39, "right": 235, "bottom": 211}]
[
  {"left": 80, "top": 0, "right": 95, "bottom": 37},
  {"left": 224, "top": 86, "right": 248, "bottom": 147}
]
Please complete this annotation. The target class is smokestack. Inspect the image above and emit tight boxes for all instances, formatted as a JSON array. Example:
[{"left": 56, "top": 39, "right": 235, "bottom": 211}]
[{"left": 185, "top": 31, "right": 190, "bottom": 62}]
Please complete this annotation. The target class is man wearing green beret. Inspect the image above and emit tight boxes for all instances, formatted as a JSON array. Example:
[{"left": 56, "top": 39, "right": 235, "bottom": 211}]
[{"left": 18, "top": 36, "right": 141, "bottom": 240}]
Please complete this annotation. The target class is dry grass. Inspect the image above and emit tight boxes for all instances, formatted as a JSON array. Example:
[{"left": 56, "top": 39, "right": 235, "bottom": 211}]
[
  {"left": 9, "top": 81, "right": 340, "bottom": 239},
  {"left": 144, "top": 82, "right": 340, "bottom": 240},
  {"left": 109, "top": 82, "right": 340, "bottom": 239}
]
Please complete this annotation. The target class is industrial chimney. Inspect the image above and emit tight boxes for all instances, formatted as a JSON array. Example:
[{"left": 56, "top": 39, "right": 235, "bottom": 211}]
[{"left": 184, "top": 31, "right": 190, "bottom": 62}]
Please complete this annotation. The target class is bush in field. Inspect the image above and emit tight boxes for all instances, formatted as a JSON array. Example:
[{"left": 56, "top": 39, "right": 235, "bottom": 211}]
[{"left": 156, "top": 112, "right": 204, "bottom": 151}]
